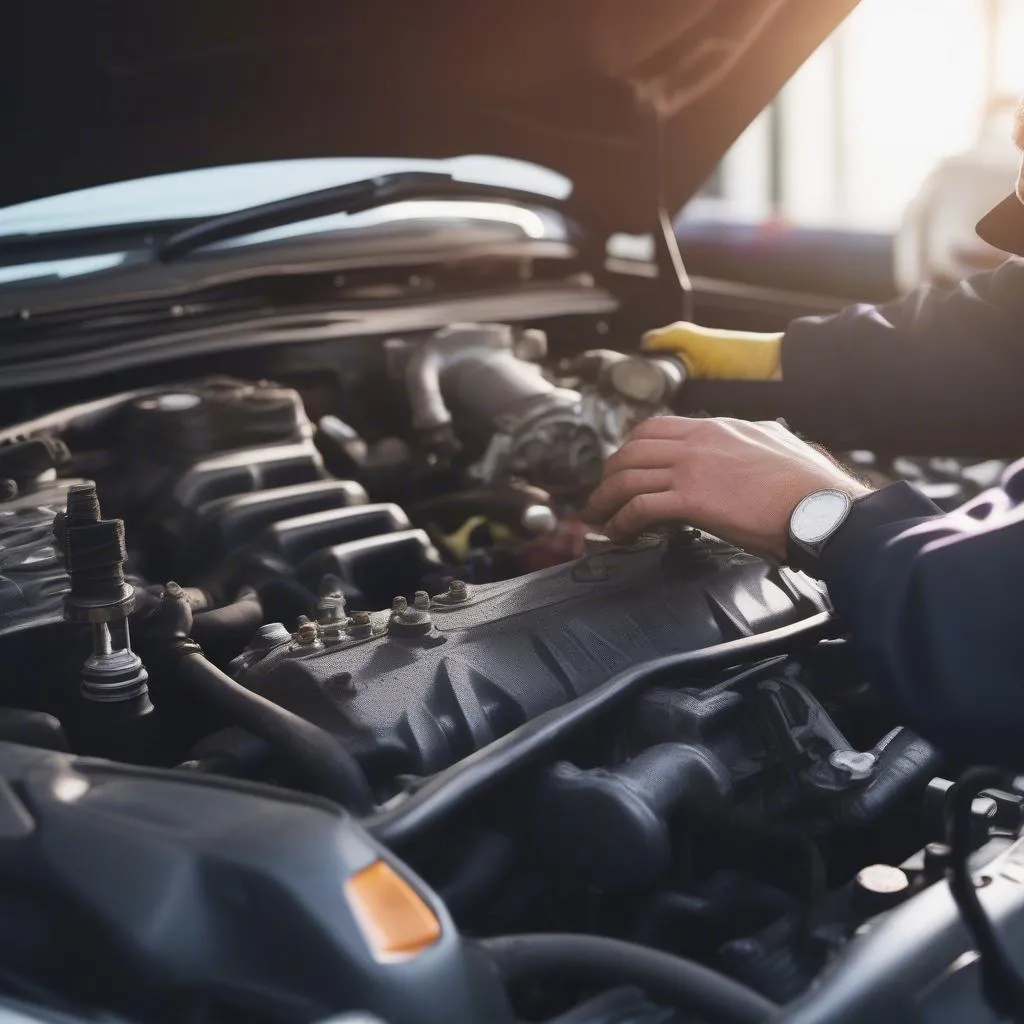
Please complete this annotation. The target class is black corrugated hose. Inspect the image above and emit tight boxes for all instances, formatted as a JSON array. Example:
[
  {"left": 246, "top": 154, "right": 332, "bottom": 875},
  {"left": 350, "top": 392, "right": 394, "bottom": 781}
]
[{"left": 481, "top": 933, "right": 777, "bottom": 1023}]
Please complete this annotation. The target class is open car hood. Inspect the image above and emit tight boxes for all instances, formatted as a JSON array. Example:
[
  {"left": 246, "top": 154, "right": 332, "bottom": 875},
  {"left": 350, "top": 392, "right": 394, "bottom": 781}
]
[{"left": 5, "top": 0, "right": 857, "bottom": 234}]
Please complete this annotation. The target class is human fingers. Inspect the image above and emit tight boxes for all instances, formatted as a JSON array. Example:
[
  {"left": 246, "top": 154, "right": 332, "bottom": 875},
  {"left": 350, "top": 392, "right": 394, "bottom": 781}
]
[
  {"left": 603, "top": 438, "right": 690, "bottom": 476},
  {"left": 582, "top": 468, "right": 673, "bottom": 524},
  {"left": 604, "top": 490, "right": 689, "bottom": 542},
  {"left": 624, "top": 416, "right": 713, "bottom": 444}
]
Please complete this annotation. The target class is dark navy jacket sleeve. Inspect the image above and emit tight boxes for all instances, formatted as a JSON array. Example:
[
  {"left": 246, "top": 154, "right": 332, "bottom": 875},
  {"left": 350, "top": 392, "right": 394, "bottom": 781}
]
[
  {"left": 821, "top": 461, "right": 1024, "bottom": 769},
  {"left": 780, "top": 258, "right": 1024, "bottom": 455}
]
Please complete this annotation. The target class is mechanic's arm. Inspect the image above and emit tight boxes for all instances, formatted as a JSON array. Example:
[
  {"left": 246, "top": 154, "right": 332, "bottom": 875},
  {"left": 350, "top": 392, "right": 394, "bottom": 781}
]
[
  {"left": 644, "top": 258, "right": 1024, "bottom": 454},
  {"left": 584, "top": 416, "right": 1024, "bottom": 768}
]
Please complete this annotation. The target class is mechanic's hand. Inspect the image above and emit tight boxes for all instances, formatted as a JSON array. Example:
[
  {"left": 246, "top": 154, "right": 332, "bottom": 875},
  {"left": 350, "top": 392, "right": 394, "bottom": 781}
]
[
  {"left": 583, "top": 416, "right": 869, "bottom": 560},
  {"left": 641, "top": 322, "right": 783, "bottom": 380}
]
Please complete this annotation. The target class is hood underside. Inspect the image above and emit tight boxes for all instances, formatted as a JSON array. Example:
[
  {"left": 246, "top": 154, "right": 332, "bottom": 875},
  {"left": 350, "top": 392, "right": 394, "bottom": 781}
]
[{"left": 6, "top": 0, "right": 857, "bottom": 234}]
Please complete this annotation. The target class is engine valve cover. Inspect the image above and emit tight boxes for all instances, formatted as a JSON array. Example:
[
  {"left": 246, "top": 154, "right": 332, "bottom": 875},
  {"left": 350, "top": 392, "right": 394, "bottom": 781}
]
[{"left": 237, "top": 532, "right": 828, "bottom": 788}]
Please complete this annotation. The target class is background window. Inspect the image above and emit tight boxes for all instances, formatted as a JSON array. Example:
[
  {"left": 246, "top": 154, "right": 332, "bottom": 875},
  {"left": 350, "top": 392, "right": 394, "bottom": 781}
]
[{"left": 682, "top": 0, "right": 1022, "bottom": 233}]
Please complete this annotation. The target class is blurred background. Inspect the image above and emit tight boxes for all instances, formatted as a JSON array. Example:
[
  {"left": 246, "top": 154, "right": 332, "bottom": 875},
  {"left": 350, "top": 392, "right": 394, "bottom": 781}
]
[{"left": 677, "top": 0, "right": 1023, "bottom": 296}]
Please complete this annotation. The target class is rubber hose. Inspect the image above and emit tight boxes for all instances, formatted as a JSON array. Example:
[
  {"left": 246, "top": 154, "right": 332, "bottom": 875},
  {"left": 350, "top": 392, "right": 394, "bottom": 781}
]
[
  {"left": 833, "top": 731, "right": 942, "bottom": 829},
  {"left": 406, "top": 345, "right": 449, "bottom": 432},
  {"left": 948, "top": 767, "right": 1024, "bottom": 1017},
  {"left": 190, "top": 588, "right": 264, "bottom": 646},
  {"left": 481, "top": 933, "right": 777, "bottom": 1024},
  {"left": 437, "top": 831, "right": 517, "bottom": 917},
  {"left": 366, "top": 612, "right": 835, "bottom": 846},
  {"left": 171, "top": 646, "right": 374, "bottom": 813}
]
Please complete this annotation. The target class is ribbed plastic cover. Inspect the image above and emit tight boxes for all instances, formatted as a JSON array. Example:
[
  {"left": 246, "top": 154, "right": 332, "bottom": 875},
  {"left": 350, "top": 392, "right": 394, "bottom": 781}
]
[{"left": 242, "top": 533, "right": 828, "bottom": 784}]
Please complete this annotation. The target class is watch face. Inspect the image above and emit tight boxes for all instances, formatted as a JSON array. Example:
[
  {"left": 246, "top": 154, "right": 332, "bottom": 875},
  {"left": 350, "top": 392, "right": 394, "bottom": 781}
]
[{"left": 791, "top": 490, "right": 852, "bottom": 545}]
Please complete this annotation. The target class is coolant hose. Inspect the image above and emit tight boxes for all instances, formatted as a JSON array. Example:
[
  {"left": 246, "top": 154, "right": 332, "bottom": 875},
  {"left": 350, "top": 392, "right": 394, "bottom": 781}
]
[
  {"left": 171, "top": 644, "right": 374, "bottom": 812},
  {"left": 481, "top": 933, "right": 777, "bottom": 1023},
  {"left": 405, "top": 343, "right": 449, "bottom": 433},
  {"left": 190, "top": 587, "right": 263, "bottom": 641},
  {"left": 136, "top": 585, "right": 265, "bottom": 665}
]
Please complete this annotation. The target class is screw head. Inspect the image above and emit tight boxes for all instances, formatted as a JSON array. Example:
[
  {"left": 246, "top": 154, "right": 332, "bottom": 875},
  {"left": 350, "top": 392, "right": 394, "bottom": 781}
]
[
  {"left": 346, "top": 610, "right": 373, "bottom": 639},
  {"left": 316, "top": 596, "right": 347, "bottom": 625},
  {"left": 388, "top": 597, "right": 433, "bottom": 637},
  {"left": 295, "top": 616, "right": 320, "bottom": 645}
]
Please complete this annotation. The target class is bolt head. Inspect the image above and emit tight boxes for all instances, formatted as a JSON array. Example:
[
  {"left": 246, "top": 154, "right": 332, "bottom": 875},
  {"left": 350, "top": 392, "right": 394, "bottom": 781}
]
[
  {"left": 434, "top": 579, "right": 471, "bottom": 606},
  {"left": 391, "top": 596, "right": 408, "bottom": 613},
  {"left": 295, "top": 618, "right": 321, "bottom": 644},
  {"left": 830, "top": 749, "right": 877, "bottom": 781},
  {"left": 521, "top": 504, "right": 557, "bottom": 535},
  {"left": 413, "top": 591, "right": 431, "bottom": 610},
  {"left": 346, "top": 611, "right": 373, "bottom": 639}
]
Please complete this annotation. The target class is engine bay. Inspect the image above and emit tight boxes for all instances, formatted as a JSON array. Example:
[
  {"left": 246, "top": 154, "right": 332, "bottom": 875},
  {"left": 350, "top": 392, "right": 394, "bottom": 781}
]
[{"left": 0, "top": 321, "right": 1014, "bottom": 1023}]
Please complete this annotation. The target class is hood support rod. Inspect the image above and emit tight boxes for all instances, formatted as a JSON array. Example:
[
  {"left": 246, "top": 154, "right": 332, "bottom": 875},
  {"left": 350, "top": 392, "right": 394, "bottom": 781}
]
[{"left": 649, "top": 104, "right": 694, "bottom": 324}]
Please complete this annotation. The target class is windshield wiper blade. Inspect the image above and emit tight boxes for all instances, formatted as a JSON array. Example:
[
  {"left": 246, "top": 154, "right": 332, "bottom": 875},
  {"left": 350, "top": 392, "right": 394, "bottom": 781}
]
[{"left": 156, "top": 172, "right": 563, "bottom": 263}]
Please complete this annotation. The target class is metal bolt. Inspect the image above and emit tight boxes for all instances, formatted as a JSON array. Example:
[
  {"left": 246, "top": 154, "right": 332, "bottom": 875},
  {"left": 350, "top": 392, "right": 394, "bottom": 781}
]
[
  {"left": 388, "top": 595, "right": 433, "bottom": 637},
  {"left": 583, "top": 533, "right": 614, "bottom": 555},
  {"left": 521, "top": 504, "right": 557, "bottom": 535},
  {"left": 316, "top": 576, "right": 347, "bottom": 625},
  {"left": 346, "top": 611, "right": 373, "bottom": 639},
  {"left": 854, "top": 864, "right": 910, "bottom": 918},
  {"left": 317, "top": 599, "right": 347, "bottom": 626},
  {"left": 434, "top": 579, "right": 471, "bottom": 606},
  {"left": 295, "top": 615, "right": 320, "bottom": 645}
]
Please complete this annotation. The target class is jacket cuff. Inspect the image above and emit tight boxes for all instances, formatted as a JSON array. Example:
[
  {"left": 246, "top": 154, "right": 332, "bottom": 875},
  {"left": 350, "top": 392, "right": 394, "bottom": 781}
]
[{"left": 820, "top": 481, "right": 942, "bottom": 590}]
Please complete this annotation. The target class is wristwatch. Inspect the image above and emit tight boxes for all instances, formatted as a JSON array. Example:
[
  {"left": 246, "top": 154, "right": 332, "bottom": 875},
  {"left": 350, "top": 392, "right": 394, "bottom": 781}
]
[{"left": 787, "top": 488, "right": 856, "bottom": 576}]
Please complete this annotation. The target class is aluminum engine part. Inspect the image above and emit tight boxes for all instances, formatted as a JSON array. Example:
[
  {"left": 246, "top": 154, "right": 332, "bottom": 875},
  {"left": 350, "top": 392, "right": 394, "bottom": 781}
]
[
  {"left": 0, "top": 478, "right": 89, "bottom": 635},
  {"left": 235, "top": 531, "right": 829, "bottom": 790},
  {"left": 470, "top": 389, "right": 606, "bottom": 497},
  {"left": 394, "top": 323, "right": 680, "bottom": 498}
]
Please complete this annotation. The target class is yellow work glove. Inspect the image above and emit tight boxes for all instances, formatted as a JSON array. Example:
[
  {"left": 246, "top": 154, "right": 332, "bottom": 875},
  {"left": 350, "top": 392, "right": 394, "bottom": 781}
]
[{"left": 641, "top": 322, "right": 783, "bottom": 381}]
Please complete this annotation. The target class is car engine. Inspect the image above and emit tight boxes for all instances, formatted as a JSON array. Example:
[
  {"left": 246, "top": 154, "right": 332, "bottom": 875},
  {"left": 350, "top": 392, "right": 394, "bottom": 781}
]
[{"left": 0, "top": 321, "right": 1014, "bottom": 1023}]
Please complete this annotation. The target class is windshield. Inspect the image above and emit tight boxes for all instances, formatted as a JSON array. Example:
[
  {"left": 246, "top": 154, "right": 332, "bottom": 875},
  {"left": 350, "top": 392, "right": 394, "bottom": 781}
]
[{"left": 0, "top": 156, "right": 572, "bottom": 240}]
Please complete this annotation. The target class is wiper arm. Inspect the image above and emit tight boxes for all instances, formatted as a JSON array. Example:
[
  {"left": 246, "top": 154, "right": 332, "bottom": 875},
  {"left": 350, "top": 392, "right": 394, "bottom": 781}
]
[{"left": 156, "top": 172, "right": 564, "bottom": 263}]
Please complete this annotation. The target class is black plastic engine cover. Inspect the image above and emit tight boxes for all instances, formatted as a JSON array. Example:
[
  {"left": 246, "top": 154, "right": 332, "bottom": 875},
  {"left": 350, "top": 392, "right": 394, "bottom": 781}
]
[
  {"left": 238, "top": 533, "right": 828, "bottom": 786},
  {"left": 0, "top": 743, "right": 507, "bottom": 1024}
]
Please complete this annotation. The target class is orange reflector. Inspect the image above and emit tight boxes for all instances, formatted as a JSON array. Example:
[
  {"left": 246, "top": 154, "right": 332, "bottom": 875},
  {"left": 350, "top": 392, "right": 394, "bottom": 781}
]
[{"left": 345, "top": 860, "right": 442, "bottom": 959}]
